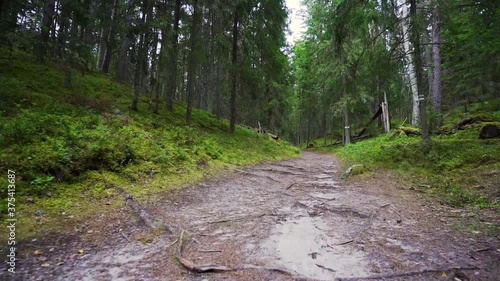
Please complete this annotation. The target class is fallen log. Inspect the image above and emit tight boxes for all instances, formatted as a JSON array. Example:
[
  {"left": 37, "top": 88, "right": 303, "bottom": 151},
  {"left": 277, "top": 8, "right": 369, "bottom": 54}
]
[{"left": 397, "top": 126, "right": 421, "bottom": 136}]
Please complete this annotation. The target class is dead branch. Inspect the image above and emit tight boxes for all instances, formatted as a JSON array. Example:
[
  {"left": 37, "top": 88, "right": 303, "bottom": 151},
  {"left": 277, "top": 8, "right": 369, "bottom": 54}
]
[
  {"left": 120, "top": 231, "right": 132, "bottom": 242},
  {"left": 286, "top": 182, "right": 298, "bottom": 190},
  {"left": 332, "top": 239, "right": 354, "bottom": 246},
  {"left": 199, "top": 249, "right": 222, "bottom": 253},
  {"left": 167, "top": 239, "right": 178, "bottom": 249},
  {"left": 316, "top": 263, "right": 336, "bottom": 273},
  {"left": 177, "top": 230, "right": 185, "bottom": 257},
  {"left": 338, "top": 266, "right": 479, "bottom": 280}
]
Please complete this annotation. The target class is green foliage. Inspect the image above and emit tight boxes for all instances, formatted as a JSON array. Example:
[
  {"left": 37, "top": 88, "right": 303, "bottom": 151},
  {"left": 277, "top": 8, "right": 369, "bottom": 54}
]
[
  {"left": 0, "top": 50, "right": 299, "bottom": 219},
  {"left": 30, "top": 176, "right": 54, "bottom": 194},
  {"left": 336, "top": 119, "right": 500, "bottom": 209}
]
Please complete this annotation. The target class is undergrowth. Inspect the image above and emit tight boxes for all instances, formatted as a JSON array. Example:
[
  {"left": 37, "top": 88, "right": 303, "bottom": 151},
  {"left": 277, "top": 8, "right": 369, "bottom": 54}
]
[
  {"left": 333, "top": 105, "right": 500, "bottom": 209},
  {"left": 0, "top": 48, "right": 300, "bottom": 239}
]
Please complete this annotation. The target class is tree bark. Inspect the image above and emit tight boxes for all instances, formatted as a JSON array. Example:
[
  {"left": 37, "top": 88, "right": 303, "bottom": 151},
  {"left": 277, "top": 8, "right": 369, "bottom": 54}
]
[
  {"left": 165, "top": 0, "right": 181, "bottom": 111},
  {"left": 410, "top": 0, "right": 430, "bottom": 143},
  {"left": 39, "top": 0, "right": 56, "bottom": 61},
  {"left": 116, "top": 0, "right": 136, "bottom": 82},
  {"left": 186, "top": 0, "right": 201, "bottom": 126},
  {"left": 101, "top": 0, "right": 119, "bottom": 73},
  {"left": 229, "top": 7, "right": 239, "bottom": 133},
  {"left": 398, "top": 0, "right": 420, "bottom": 127},
  {"left": 431, "top": 1, "right": 443, "bottom": 129}
]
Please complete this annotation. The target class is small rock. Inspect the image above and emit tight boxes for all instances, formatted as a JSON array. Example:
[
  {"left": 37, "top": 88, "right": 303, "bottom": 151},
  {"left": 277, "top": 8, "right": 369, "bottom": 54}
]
[
  {"left": 41, "top": 263, "right": 50, "bottom": 268},
  {"left": 68, "top": 215, "right": 75, "bottom": 219},
  {"left": 28, "top": 156, "right": 32, "bottom": 160},
  {"left": 56, "top": 262, "right": 64, "bottom": 266},
  {"left": 45, "top": 191, "right": 52, "bottom": 197},
  {"left": 49, "top": 248, "right": 55, "bottom": 252},
  {"left": 32, "top": 238, "right": 38, "bottom": 242},
  {"left": 105, "top": 200, "right": 111, "bottom": 205},
  {"left": 34, "top": 210, "right": 45, "bottom": 216},
  {"left": 396, "top": 219, "right": 402, "bottom": 224},
  {"left": 26, "top": 197, "right": 34, "bottom": 203},
  {"left": 61, "top": 212, "right": 66, "bottom": 216},
  {"left": 87, "top": 230, "right": 93, "bottom": 234},
  {"left": 34, "top": 250, "right": 43, "bottom": 255}
]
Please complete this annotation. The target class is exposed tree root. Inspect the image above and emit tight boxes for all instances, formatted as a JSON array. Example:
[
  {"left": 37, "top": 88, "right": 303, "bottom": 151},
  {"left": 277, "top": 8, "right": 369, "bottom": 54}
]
[
  {"left": 234, "top": 168, "right": 279, "bottom": 182},
  {"left": 202, "top": 212, "right": 279, "bottom": 225},
  {"left": 125, "top": 194, "right": 162, "bottom": 230},
  {"left": 124, "top": 193, "right": 198, "bottom": 243},
  {"left": 250, "top": 168, "right": 306, "bottom": 176},
  {"left": 338, "top": 266, "right": 479, "bottom": 280}
]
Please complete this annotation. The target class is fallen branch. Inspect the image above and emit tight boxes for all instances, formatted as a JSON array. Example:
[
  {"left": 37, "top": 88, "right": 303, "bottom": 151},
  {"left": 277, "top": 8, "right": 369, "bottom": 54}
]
[
  {"left": 167, "top": 239, "right": 178, "bottom": 249},
  {"left": 316, "top": 263, "right": 336, "bottom": 273},
  {"left": 199, "top": 249, "right": 222, "bottom": 253},
  {"left": 338, "top": 266, "right": 479, "bottom": 280},
  {"left": 332, "top": 239, "right": 354, "bottom": 246},
  {"left": 475, "top": 247, "right": 492, "bottom": 253},
  {"left": 177, "top": 230, "right": 185, "bottom": 257}
]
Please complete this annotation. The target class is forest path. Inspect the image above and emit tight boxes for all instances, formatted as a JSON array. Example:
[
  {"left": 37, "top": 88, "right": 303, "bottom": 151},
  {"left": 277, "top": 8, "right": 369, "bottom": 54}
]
[{"left": 14, "top": 152, "right": 499, "bottom": 281}]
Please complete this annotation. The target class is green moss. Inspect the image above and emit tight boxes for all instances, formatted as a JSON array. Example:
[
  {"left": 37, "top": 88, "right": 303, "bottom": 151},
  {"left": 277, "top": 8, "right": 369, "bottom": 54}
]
[
  {"left": 0, "top": 48, "right": 300, "bottom": 242},
  {"left": 333, "top": 123, "right": 500, "bottom": 209}
]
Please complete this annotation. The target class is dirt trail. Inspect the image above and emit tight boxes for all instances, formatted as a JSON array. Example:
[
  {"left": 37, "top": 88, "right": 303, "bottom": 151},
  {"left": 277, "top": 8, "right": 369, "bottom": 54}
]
[{"left": 9, "top": 152, "right": 500, "bottom": 281}]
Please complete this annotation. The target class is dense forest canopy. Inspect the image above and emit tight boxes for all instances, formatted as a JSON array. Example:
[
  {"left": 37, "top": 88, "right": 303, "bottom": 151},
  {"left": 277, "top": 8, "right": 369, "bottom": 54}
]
[{"left": 1, "top": 0, "right": 499, "bottom": 143}]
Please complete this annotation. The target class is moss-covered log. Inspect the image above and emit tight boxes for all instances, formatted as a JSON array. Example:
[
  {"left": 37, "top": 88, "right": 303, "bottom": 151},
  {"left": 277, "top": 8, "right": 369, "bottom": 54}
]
[{"left": 397, "top": 126, "right": 421, "bottom": 136}]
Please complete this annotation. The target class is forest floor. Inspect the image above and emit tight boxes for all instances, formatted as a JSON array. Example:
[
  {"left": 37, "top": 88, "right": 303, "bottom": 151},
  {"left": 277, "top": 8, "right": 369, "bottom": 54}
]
[{"left": 5, "top": 152, "right": 500, "bottom": 281}]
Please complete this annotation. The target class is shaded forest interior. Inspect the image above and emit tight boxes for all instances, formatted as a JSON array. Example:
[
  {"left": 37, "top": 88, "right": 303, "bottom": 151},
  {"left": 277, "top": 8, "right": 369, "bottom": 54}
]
[{"left": 1, "top": 0, "right": 499, "bottom": 143}]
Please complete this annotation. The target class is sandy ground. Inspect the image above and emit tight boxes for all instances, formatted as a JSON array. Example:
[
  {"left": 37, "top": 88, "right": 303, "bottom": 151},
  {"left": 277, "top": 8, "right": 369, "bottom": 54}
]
[{"left": 3, "top": 152, "right": 499, "bottom": 281}]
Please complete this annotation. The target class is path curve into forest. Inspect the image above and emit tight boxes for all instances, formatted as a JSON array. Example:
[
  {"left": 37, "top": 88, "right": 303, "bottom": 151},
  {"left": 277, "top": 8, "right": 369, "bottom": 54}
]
[{"left": 13, "top": 152, "right": 500, "bottom": 281}]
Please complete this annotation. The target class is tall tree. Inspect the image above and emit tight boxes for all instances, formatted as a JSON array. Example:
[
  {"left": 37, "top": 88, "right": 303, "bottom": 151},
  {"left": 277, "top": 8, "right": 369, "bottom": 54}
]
[
  {"left": 165, "top": 0, "right": 181, "bottom": 111},
  {"left": 229, "top": 6, "right": 239, "bottom": 133},
  {"left": 431, "top": 0, "right": 443, "bottom": 129},
  {"left": 186, "top": 0, "right": 202, "bottom": 125},
  {"left": 116, "top": 0, "right": 137, "bottom": 81}
]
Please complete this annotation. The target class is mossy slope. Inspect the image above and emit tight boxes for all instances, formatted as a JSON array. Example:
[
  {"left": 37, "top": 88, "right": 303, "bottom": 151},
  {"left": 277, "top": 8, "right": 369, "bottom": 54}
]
[{"left": 0, "top": 49, "right": 300, "bottom": 239}]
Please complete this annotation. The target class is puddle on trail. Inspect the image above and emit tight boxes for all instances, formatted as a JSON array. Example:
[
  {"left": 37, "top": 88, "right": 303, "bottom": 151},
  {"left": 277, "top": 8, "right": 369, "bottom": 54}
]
[{"left": 260, "top": 214, "right": 369, "bottom": 280}]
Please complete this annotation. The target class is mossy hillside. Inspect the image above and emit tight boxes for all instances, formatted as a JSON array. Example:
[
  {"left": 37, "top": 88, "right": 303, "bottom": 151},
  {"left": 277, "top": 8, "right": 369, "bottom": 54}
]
[
  {"left": 0, "top": 49, "right": 300, "bottom": 240},
  {"left": 335, "top": 108, "right": 500, "bottom": 209}
]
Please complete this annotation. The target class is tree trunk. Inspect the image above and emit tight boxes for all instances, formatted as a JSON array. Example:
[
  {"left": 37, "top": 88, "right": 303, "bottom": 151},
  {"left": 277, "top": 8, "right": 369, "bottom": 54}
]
[
  {"left": 186, "top": 0, "right": 201, "bottom": 126},
  {"left": 399, "top": 0, "right": 419, "bottom": 127},
  {"left": 166, "top": 0, "right": 181, "bottom": 111},
  {"left": 410, "top": 0, "right": 430, "bottom": 143},
  {"left": 39, "top": 0, "right": 56, "bottom": 61},
  {"left": 116, "top": 0, "right": 136, "bottom": 82},
  {"left": 431, "top": 1, "right": 443, "bottom": 129},
  {"left": 229, "top": 7, "right": 239, "bottom": 133},
  {"left": 101, "top": 0, "right": 119, "bottom": 73}
]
